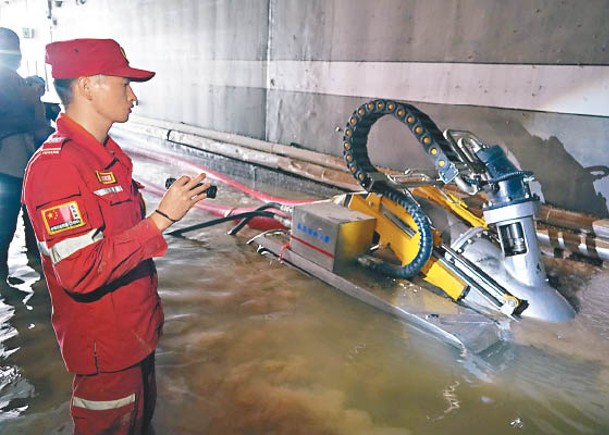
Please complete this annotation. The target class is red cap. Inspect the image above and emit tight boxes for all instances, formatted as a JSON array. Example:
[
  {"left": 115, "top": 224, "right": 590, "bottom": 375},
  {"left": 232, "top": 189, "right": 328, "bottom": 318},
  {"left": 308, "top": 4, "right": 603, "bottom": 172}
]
[{"left": 45, "top": 38, "right": 155, "bottom": 82}]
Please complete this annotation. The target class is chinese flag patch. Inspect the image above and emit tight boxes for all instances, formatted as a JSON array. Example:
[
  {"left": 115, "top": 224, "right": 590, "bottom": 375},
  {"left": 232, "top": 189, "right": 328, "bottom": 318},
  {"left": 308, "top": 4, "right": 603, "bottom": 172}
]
[{"left": 41, "top": 201, "right": 86, "bottom": 235}]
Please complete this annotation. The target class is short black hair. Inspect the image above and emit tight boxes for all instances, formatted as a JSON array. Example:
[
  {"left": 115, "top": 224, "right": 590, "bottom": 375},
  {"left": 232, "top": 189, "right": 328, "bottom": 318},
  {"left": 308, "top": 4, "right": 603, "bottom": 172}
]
[{"left": 53, "top": 78, "right": 76, "bottom": 107}]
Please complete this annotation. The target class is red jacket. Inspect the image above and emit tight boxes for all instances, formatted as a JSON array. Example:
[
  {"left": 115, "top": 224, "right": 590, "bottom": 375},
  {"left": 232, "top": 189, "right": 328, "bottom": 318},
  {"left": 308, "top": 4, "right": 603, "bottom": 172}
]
[{"left": 22, "top": 115, "right": 167, "bottom": 374}]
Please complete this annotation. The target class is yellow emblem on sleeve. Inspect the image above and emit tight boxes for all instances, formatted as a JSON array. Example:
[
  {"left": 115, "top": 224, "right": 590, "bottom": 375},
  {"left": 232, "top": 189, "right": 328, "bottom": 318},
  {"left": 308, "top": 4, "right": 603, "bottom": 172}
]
[{"left": 96, "top": 171, "right": 117, "bottom": 185}]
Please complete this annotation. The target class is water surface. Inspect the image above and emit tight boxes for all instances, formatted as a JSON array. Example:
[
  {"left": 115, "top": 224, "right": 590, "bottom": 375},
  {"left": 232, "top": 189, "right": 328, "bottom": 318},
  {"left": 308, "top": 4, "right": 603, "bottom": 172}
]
[{"left": 0, "top": 146, "right": 608, "bottom": 434}]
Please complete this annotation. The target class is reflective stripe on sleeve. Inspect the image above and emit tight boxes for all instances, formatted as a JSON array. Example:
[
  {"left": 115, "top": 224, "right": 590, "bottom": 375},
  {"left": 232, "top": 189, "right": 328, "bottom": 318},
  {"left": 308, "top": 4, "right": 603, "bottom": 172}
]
[
  {"left": 72, "top": 393, "right": 135, "bottom": 411},
  {"left": 37, "top": 240, "right": 51, "bottom": 258},
  {"left": 46, "top": 229, "right": 104, "bottom": 264}
]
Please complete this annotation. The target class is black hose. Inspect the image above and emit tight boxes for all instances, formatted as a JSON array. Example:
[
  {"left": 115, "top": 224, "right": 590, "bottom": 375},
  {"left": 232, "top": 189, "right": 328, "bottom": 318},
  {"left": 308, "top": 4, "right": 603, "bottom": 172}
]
[
  {"left": 167, "top": 210, "right": 278, "bottom": 237},
  {"left": 227, "top": 202, "right": 284, "bottom": 235},
  {"left": 487, "top": 170, "right": 533, "bottom": 184},
  {"left": 367, "top": 189, "right": 434, "bottom": 278}
]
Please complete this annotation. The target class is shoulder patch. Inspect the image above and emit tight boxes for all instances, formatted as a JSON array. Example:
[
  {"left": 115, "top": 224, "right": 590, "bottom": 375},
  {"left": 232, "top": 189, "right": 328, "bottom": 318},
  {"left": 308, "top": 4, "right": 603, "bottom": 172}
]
[
  {"left": 41, "top": 200, "right": 86, "bottom": 235},
  {"left": 41, "top": 136, "right": 70, "bottom": 156}
]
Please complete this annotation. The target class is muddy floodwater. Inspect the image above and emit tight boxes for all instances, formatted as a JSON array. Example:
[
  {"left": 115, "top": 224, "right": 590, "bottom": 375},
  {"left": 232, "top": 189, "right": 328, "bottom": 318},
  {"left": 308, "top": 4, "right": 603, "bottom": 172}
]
[{"left": 1, "top": 142, "right": 609, "bottom": 434}]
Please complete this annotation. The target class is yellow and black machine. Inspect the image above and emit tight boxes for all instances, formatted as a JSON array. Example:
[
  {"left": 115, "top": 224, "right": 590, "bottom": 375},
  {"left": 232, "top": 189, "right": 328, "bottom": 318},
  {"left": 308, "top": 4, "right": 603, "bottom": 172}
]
[{"left": 252, "top": 99, "right": 575, "bottom": 353}]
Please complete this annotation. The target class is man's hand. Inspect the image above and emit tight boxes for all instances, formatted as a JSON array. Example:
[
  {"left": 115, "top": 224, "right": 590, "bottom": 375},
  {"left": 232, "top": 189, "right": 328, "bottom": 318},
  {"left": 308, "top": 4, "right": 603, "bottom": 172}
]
[
  {"left": 25, "top": 75, "right": 46, "bottom": 98},
  {"left": 149, "top": 173, "right": 212, "bottom": 231}
]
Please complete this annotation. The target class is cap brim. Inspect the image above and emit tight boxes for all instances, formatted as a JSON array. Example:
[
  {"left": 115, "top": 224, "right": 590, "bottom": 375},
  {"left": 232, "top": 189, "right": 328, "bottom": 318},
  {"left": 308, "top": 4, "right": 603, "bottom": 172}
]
[{"left": 110, "top": 66, "right": 155, "bottom": 82}]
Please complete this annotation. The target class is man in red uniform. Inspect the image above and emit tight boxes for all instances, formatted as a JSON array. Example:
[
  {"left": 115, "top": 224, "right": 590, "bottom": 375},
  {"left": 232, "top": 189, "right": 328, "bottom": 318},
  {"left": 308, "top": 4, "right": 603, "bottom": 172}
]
[{"left": 22, "top": 38, "right": 211, "bottom": 434}]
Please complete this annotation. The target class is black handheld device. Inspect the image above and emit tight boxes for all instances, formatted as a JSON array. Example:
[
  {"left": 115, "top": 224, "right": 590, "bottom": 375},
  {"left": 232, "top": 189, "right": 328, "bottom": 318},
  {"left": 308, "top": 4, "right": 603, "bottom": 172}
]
[{"left": 165, "top": 177, "right": 218, "bottom": 199}]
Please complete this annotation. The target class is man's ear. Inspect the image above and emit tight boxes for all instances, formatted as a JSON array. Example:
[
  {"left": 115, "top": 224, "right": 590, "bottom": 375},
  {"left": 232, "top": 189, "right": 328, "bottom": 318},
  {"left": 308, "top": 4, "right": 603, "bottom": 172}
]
[{"left": 75, "top": 76, "right": 94, "bottom": 101}]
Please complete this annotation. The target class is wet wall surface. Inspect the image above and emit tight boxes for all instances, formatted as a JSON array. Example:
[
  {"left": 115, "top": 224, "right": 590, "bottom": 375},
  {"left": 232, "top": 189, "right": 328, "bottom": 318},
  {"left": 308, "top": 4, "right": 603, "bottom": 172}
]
[{"left": 266, "top": 91, "right": 609, "bottom": 217}]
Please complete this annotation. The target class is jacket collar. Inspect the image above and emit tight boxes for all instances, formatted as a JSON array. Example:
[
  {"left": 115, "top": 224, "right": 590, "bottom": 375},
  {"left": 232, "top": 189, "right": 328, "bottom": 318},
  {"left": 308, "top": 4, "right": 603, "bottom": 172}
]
[{"left": 55, "top": 114, "right": 130, "bottom": 170}]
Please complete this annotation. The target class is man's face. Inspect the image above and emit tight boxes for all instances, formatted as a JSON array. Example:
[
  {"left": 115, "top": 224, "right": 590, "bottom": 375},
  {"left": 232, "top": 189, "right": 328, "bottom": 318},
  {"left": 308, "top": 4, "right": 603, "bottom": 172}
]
[{"left": 89, "top": 75, "right": 137, "bottom": 124}]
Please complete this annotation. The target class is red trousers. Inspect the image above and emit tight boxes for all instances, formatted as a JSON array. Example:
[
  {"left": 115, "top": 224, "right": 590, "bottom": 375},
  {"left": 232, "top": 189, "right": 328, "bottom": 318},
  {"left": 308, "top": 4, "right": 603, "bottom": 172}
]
[{"left": 71, "top": 353, "right": 156, "bottom": 435}]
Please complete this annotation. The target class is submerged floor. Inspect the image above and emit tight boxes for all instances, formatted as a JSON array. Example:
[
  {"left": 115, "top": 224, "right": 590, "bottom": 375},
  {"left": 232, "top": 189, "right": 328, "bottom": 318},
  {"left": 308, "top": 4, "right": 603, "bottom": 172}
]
[{"left": 1, "top": 141, "right": 609, "bottom": 434}]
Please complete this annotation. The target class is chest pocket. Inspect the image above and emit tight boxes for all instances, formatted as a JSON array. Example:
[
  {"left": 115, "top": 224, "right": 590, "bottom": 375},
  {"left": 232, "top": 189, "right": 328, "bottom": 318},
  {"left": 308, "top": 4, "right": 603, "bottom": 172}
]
[
  {"left": 93, "top": 184, "right": 131, "bottom": 205},
  {"left": 93, "top": 182, "right": 140, "bottom": 233}
]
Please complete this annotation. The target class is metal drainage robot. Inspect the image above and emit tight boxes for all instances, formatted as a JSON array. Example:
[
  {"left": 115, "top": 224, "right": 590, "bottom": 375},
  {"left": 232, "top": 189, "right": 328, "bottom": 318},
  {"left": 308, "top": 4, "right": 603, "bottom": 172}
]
[
  {"left": 339, "top": 99, "right": 574, "bottom": 322},
  {"left": 249, "top": 99, "right": 575, "bottom": 351}
]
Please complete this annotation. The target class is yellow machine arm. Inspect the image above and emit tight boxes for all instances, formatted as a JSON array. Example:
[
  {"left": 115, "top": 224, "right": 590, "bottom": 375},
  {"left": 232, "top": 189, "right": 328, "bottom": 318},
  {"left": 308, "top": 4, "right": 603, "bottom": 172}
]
[
  {"left": 409, "top": 186, "right": 487, "bottom": 230},
  {"left": 346, "top": 187, "right": 476, "bottom": 301}
]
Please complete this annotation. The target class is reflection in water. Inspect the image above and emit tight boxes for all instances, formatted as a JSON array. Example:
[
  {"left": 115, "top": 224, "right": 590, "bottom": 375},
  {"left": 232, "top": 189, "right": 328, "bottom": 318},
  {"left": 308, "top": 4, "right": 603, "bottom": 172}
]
[
  {"left": 0, "top": 297, "right": 30, "bottom": 422},
  {"left": 0, "top": 153, "right": 608, "bottom": 434}
]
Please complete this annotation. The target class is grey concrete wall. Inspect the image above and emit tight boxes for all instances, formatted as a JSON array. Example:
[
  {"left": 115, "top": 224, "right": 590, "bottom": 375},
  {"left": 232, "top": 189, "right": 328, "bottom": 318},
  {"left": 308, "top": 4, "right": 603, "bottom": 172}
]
[
  {"left": 2, "top": 0, "right": 609, "bottom": 216},
  {"left": 2, "top": 0, "right": 270, "bottom": 137},
  {"left": 271, "top": 0, "right": 609, "bottom": 63}
]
